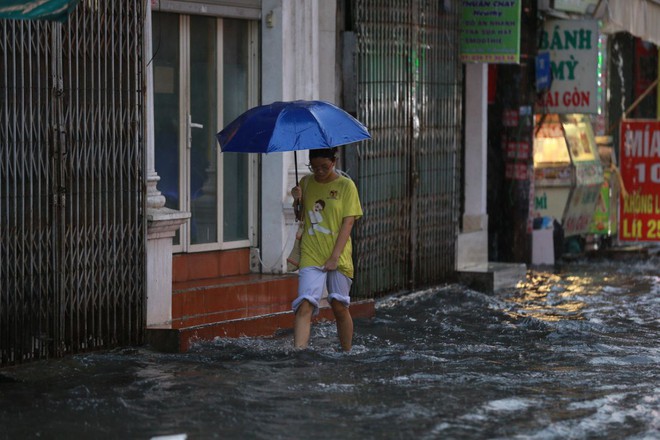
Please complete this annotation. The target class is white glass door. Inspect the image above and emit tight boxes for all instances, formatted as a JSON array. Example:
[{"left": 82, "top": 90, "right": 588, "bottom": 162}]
[{"left": 153, "top": 12, "right": 258, "bottom": 252}]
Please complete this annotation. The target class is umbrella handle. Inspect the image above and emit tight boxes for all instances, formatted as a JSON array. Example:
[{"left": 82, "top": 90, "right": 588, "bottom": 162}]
[
  {"left": 294, "top": 150, "right": 299, "bottom": 186},
  {"left": 293, "top": 150, "right": 303, "bottom": 221}
]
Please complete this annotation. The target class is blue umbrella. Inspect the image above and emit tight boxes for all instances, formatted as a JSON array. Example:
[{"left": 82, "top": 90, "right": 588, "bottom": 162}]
[{"left": 216, "top": 100, "right": 371, "bottom": 185}]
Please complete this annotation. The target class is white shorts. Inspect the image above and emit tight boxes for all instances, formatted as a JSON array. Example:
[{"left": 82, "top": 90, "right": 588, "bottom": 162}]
[{"left": 292, "top": 266, "right": 352, "bottom": 316}]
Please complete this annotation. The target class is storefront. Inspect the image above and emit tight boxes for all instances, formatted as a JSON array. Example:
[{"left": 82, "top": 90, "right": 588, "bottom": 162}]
[
  {"left": 531, "top": 17, "right": 604, "bottom": 263},
  {"left": 533, "top": 114, "right": 604, "bottom": 240}
]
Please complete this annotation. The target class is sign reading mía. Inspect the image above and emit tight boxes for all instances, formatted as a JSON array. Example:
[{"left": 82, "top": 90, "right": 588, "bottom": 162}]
[
  {"left": 624, "top": 126, "right": 660, "bottom": 158},
  {"left": 618, "top": 121, "right": 660, "bottom": 242}
]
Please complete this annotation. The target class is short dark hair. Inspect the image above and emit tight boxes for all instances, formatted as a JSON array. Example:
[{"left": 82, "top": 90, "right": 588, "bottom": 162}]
[{"left": 309, "top": 147, "right": 338, "bottom": 160}]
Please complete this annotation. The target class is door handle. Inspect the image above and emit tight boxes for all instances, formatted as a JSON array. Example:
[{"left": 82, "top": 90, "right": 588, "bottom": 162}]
[{"left": 187, "top": 114, "right": 204, "bottom": 148}]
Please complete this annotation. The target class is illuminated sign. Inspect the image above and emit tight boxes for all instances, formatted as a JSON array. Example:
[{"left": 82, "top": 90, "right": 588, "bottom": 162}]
[{"left": 618, "top": 120, "right": 660, "bottom": 241}]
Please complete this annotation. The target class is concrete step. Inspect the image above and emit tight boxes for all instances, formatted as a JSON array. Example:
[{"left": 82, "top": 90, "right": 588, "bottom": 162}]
[
  {"left": 148, "top": 270, "right": 376, "bottom": 352},
  {"left": 457, "top": 262, "right": 527, "bottom": 293},
  {"left": 172, "top": 248, "right": 251, "bottom": 283},
  {"left": 146, "top": 299, "right": 376, "bottom": 352},
  {"left": 171, "top": 273, "right": 298, "bottom": 326}
]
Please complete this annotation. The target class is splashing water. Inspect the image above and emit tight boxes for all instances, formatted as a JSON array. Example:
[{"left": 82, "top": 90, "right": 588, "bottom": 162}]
[{"left": 0, "top": 259, "right": 658, "bottom": 439}]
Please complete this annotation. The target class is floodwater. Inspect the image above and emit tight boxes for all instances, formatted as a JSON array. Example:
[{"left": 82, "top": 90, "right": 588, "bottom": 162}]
[{"left": 1, "top": 258, "right": 658, "bottom": 440}]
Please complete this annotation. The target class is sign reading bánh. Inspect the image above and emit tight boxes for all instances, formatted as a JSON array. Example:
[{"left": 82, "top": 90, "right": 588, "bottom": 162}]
[
  {"left": 536, "top": 19, "right": 599, "bottom": 114},
  {"left": 460, "top": 0, "right": 521, "bottom": 64},
  {"left": 619, "top": 121, "right": 660, "bottom": 242}
]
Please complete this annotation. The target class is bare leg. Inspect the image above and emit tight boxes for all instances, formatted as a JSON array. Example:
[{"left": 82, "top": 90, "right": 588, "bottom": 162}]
[
  {"left": 294, "top": 300, "right": 314, "bottom": 349},
  {"left": 331, "top": 300, "right": 353, "bottom": 351}
]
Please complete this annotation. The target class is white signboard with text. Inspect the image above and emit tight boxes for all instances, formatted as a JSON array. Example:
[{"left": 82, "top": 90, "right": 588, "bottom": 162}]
[{"left": 537, "top": 19, "right": 599, "bottom": 114}]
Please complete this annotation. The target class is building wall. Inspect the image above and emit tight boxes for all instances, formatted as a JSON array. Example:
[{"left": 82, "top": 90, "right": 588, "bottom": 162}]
[{"left": 260, "top": 0, "right": 338, "bottom": 273}]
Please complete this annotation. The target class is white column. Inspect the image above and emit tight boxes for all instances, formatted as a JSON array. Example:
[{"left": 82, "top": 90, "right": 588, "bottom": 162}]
[
  {"left": 318, "top": 0, "right": 337, "bottom": 102},
  {"left": 145, "top": 0, "right": 165, "bottom": 211},
  {"left": 260, "top": 0, "right": 335, "bottom": 274},
  {"left": 457, "top": 63, "right": 489, "bottom": 268},
  {"left": 146, "top": 210, "right": 189, "bottom": 325},
  {"left": 463, "top": 63, "right": 488, "bottom": 231},
  {"left": 144, "top": 0, "right": 189, "bottom": 325},
  {"left": 260, "top": 0, "right": 287, "bottom": 274}
]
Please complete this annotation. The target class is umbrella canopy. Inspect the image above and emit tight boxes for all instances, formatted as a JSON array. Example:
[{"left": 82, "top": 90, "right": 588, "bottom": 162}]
[{"left": 216, "top": 100, "right": 371, "bottom": 154}]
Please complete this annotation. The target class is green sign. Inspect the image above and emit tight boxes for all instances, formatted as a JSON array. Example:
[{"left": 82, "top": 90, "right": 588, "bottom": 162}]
[
  {"left": 589, "top": 170, "right": 612, "bottom": 235},
  {"left": 460, "top": 0, "right": 521, "bottom": 64},
  {"left": 0, "top": 0, "right": 80, "bottom": 22}
]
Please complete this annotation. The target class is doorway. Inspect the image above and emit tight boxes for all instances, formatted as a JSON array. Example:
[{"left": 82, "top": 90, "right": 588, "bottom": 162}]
[{"left": 152, "top": 11, "right": 259, "bottom": 252}]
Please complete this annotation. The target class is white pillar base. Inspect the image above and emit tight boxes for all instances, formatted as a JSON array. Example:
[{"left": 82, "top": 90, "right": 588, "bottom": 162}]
[{"left": 146, "top": 207, "right": 190, "bottom": 326}]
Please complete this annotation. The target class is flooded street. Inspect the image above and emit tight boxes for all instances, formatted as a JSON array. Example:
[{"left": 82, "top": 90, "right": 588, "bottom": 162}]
[{"left": 1, "top": 258, "right": 658, "bottom": 439}]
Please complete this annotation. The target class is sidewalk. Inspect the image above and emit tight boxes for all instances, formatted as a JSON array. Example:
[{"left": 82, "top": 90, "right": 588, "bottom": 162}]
[{"left": 586, "top": 242, "right": 660, "bottom": 260}]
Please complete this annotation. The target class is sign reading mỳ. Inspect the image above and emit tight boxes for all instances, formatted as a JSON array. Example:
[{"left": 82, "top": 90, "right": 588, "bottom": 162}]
[
  {"left": 619, "top": 121, "right": 660, "bottom": 241},
  {"left": 536, "top": 19, "right": 599, "bottom": 114},
  {"left": 460, "top": 0, "right": 521, "bottom": 64}
]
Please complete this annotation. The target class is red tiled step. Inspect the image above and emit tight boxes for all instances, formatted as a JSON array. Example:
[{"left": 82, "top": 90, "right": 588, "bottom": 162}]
[
  {"left": 146, "top": 299, "right": 376, "bottom": 353},
  {"left": 173, "top": 248, "right": 251, "bottom": 282},
  {"left": 172, "top": 273, "right": 299, "bottom": 326}
]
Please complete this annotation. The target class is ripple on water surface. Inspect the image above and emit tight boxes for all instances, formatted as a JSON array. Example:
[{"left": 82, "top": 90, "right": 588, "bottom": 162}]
[{"left": 0, "top": 260, "right": 658, "bottom": 439}]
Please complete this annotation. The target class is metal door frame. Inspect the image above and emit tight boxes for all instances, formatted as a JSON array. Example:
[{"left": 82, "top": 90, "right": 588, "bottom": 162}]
[
  {"left": 346, "top": 0, "right": 463, "bottom": 298},
  {"left": 0, "top": 1, "right": 145, "bottom": 366}
]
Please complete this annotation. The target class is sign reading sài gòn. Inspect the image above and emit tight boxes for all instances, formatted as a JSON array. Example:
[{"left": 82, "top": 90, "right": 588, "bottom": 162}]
[
  {"left": 536, "top": 19, "right": 599, "bottom": 114},
  {"left": 619, "top": 120, "right": 660, "bottom": 241},
  {"left": 459, "top": 0, "right": 521, "bottom": 64}
]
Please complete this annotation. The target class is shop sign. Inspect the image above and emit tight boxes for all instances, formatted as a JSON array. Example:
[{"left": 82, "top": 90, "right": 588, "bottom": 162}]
[
  {"left": 535, "top": 51, "right": 552, "bottom": 92},
  {"left": 506, "top": 141, "right": 530, "bottom": 159},
  {"left": 562, "top": 185, "right": 601, "bottom": 236},
  {"left": 618, "top": 120, "right": 660, "bottom": 241},
  {"left": 459, "top": 0, "right": 521, "bottom": 64},
  {"left": 574, "top": 162, "right": 604, "bottom": 185},
  {"left": 589, "top": 169, "right": 613, "bottom": 235},
  {"left": 534, "top": 187, "right": 571, "bottom": 223},
  {"left": 503, "top": 109, "right": 519, "bottom": 127},
  {"left": 536, "top": 19, "right": 599, "bottom": 114},
  {"left": 505, "top": 162, "right": 529, "bottom": 180},
  {"left": 553, "top": 0, "right": 599, "bottom": 14}
]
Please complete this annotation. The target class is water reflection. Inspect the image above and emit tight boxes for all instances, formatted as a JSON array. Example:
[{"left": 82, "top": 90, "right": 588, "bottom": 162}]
[
  {"left": 506, "top": 270, "right": 591, "bottom": 322},
  {"left": 0, "top": 260, "right": 658, "bottom": 439}
]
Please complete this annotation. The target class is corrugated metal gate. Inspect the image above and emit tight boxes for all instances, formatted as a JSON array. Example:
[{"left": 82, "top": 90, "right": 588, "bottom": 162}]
[
  {"left": 0, "top": 1, "right": 145, "bottom": 366},
  {"left": 347, "top": 0, "right": 462, "bottom": 298}
]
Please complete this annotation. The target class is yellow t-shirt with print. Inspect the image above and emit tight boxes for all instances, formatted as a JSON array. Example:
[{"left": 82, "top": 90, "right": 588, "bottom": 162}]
[{"left": 299, "top": 174, "right": 363, "bottom": 278}]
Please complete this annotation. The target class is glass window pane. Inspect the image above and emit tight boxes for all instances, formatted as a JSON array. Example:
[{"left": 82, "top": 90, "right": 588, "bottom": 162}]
[
  {"left": 222, "top": 19, "right": 250, "bottom": 242},
  {"left": 190, "top": 16, "right": 218, "bottom": 245},
  {"left": 153, "top": 12, "right": 181, "bottom": 245}
]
